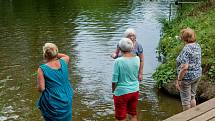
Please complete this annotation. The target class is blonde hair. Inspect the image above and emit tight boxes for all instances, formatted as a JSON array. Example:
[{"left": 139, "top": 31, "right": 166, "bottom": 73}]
[
  {"left": 124, "top": 28, "right": 136, "bottom": 38},
  {"left": 43, "top": 43, "right": 58, "bottom": 61},
  {"left": 180, "top": 28, "right": 196, "bottom": 43},
  {"left": 118, "top": 38, "right": 133, "bottom": 52}
]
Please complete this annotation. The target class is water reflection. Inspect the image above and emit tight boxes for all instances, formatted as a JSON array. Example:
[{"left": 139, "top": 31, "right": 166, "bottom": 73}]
[{"left": 0, "top": 0, "right": 180, "bottom": 121}]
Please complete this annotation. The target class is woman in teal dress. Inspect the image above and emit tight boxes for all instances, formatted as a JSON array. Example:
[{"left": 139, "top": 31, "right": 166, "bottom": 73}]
[{"left": 36, "top": 43, "right": 73, "bottom": 121}]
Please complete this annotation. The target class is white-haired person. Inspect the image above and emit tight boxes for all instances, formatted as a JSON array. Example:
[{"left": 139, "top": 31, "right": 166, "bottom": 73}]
[
  {"left": 175, "top": 28, "right": 202, "bottom": 111},
  {"left": 36, "top": 43, "right": 73, "bottom": 121},
  {"left": 112, "top": 38, "right": 140, "bottom": 121},
  {"left": 111, "top": 28, "right": 144, "bottom": 82}
]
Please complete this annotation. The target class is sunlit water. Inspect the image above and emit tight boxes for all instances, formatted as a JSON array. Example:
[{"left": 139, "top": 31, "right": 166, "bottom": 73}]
[{"left": 0, "top": 0, "right": 181, "bottom": 121}]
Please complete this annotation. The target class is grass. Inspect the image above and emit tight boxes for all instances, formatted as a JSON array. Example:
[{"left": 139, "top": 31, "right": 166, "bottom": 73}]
[{"left": 153, "top": 0, "right": 215, "bottom": 88}]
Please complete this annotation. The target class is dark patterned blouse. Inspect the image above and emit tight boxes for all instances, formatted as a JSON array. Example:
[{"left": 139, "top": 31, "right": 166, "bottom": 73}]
[{"left": 176, "top": 43, "right": 202, "bottom": 81}]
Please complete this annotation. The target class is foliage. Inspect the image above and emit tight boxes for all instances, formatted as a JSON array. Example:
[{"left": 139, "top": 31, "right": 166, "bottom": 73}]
[
  {"left": 208, "top": 62, "right": 215, "bottom": 79},
  {"left": 153, "top": 0, "right": 215, "bottom": 88},
  {"left": 152, "top": 62, "right": 176, "bottom": 88}
]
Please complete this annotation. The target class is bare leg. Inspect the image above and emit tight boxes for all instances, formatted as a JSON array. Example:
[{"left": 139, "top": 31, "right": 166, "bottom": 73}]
[
  {"left": 116, "top": 119, "right": 126, "bottom": 121},
  {"left": 128, "top": 115, "right": 137, "bottom": 121},
  {"left": 115, "top": 117, "right": 126, "bottom": 121},
  {"left": 182, "top": 105, "right": 190, "bottom": 111},
  {"left": 190, "top": 98, "right": 196, "bottom": 108}
]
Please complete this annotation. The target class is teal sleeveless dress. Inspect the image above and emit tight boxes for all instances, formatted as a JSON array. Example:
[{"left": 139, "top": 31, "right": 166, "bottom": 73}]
[{"left": 37, "top": 59, "right": 73, "bottom": 121}]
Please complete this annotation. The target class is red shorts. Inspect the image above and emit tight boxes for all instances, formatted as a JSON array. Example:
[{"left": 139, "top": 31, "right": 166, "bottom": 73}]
[{"left": 113, "top": 91, "right": 139, "bottom": 120}]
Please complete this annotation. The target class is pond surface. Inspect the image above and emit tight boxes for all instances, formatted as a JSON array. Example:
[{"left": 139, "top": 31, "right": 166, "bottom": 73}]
[{"left": 0, "top": 0, "right": 181, "bottom": 121}]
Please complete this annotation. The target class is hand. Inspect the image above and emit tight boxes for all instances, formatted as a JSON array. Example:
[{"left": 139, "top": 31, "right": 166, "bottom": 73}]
[
  {"left": 74, "top": 88, "right": 79, "bottom": 96},
  {"left": 138, "top": 74, "right": 143, "bottom": 82},
  {"left": 111, "top": 53, "right": 117, "bottom": 59},
  {"left": 175, "top": 80, "right": 181, "bottom": 91}
]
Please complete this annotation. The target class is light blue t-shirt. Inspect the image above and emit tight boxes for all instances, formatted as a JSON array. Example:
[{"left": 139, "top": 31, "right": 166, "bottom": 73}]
[
  {"left": 112, "top": 56, "right": 140, "bottom": 96},
  {"left": 117, "top": 41, "right": 143, "bottom": 57}
]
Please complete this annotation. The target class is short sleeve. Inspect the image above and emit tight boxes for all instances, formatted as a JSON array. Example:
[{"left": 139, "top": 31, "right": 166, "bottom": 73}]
[
  {"left": 137, "top": 42, "right": 143, "bottom": 55},
  {"left": 112, "top": 60, "right": 119, "bottom": 83},
  {"left": 180, "top": 48, "right": 190, "bottom": 64}
]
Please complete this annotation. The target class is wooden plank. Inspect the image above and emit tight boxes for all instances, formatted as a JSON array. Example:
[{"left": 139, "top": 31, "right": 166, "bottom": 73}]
[
  {"left": 164, "top": 98, "right": 215, "bottom": 121},
  {"left": 190, "top": 108, "right": 215, "bottom": 121},
  {"left": 208, "top": 117, "right": 215, "bottom": 121}
]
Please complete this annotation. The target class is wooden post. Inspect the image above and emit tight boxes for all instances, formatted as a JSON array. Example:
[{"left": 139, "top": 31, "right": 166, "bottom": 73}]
[{"left": 169, "top": 3, "right": 172, "bottom": 22}]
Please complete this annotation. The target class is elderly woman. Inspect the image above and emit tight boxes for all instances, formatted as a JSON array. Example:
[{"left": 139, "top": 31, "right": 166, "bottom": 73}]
[
  {"left": 111, "top": 28, "right": 144, "bottom": 82},
  {"left": 112, "top": 38, "right": 140, "bottom": 121},
  {"left": 175, "top": 28, "right": 202, "bottom": 111},
  {"left": 36, "top": 43, "right": 73, "bottom": 121}
]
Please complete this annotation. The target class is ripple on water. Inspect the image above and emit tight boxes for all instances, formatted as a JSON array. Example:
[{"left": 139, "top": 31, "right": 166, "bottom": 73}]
[
  {"left": 0, "top": 115, "right": 19, "bottom": 121},
  {"left": 8, "top": 86, "right": 20, "bottom": 91},
  {"left": 0, "top": 106, "right": 19, "bottom": 121},
  {"left": 0, "top": 0, "right": 179, "bottom": 120},
  {"left": 2, "top": 106, "right": 15, "bottom": 114},
  {"left": 0, "top": 76, "right": 13, "bottom": 83}
]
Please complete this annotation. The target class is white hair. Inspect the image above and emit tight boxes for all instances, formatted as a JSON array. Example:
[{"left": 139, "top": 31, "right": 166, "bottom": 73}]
[
  {"left": 43, "top": 43, "right": 58, "bottom": 60},
  {"left": 118, "top": 38, "right": 133, "bottom": 52},
  {"left": 124, "top": 28, "right": 136, "bottom": 37}
]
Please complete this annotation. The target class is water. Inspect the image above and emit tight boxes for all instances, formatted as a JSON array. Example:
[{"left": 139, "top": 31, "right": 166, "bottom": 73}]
[{"left": 0, "top": 0, "right": 181, "bottom": 121}]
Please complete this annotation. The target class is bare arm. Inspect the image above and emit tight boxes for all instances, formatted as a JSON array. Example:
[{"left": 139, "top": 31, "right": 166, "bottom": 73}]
[
  {"left": 111, "top": 47, "right": 120, "bottom": 59},
  {"left": 112, "top": 60, "right": 119, "bottom": 93},
  {"left": 115, "top": 47, "right": 120, "bottom": 56},
  {"left": 138, "top": 53, "right": 144, "bottom": 81},
  {"left": 112, "top": 83, "right": 117, "bottom": 93},
  {"left": 175, "top": 63, "right": 188, "bottom": 91},
  {"left": 37, "top": 68, "right": 45, "bottom": 92},
  {"left": 178, "top": 63, "right": 189, "bottom": 81},
  {"left": 57, "top": 53, "right": 70, "bottom": 64}
]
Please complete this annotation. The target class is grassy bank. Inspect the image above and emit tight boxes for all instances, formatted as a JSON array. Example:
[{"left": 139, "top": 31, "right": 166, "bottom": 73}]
[{"left": 153, "top": 0, "right": 215, "bottom": 88}]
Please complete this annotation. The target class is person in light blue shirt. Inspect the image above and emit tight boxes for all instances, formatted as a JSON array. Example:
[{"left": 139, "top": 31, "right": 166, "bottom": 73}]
[
  {"left": 111, "top": 28, "right": 144, "bottom": 82},
  {"left": 112, "top": 38, "right": 140, "bottom": 121}
]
